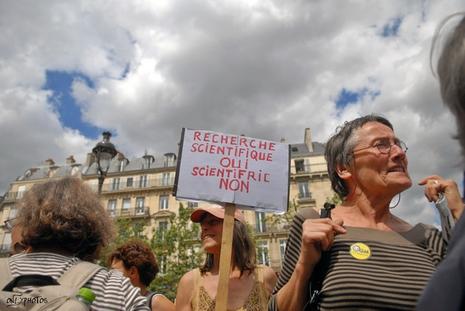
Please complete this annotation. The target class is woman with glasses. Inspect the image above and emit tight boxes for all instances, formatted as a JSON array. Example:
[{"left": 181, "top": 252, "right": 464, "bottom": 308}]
[{"left": 269, "top": 114, "right": 464, "bottom": 311}]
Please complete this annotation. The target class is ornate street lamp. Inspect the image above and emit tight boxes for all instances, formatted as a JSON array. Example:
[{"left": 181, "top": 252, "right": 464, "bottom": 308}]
[{"left": 92, "top": 131, "right": 117, "bottom": 194}]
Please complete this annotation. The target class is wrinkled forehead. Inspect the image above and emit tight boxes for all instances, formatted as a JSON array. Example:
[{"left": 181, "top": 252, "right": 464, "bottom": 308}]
[{"left": 352, "top": 121, "right": 396, "bottom": 145}]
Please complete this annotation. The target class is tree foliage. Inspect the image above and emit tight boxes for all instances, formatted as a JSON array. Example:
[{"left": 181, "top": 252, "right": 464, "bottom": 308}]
[
  {"left": 98, "top": 217, "right": 147, "bottom": 267},
  {"left": 149, "top": 204, "right": 204, "bottom": 300},
  {"left": 99, "top": 205, "right": 203, "bottom": 301}
]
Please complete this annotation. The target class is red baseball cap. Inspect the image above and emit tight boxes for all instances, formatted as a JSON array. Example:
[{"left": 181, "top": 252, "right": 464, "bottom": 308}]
[{"left": 190, "top": 204, "right": 245, "bottom": 223}]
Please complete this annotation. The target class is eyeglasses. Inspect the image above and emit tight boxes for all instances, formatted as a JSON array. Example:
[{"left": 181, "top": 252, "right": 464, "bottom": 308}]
[
  {"left": 352, "top": 140, "right": 408, "bottom": 155},
  {"left": 4, "top": 217, "right": 17, "bottom": 231}
]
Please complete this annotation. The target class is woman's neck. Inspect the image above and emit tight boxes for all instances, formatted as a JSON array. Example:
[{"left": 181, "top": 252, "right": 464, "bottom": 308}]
[
  {"left": 336, "top": 194, "right": 397, "bottom": 230},
  {"left": 208, "top": 252, "right": 237, "bottom": 275}
]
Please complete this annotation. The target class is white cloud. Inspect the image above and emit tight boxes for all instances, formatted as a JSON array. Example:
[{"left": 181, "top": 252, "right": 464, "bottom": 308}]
[{"left": 0, "top": 0, "right": 464, "bottom": 225}]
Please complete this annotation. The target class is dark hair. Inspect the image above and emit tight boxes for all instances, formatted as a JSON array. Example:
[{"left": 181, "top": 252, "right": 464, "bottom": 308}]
[
  {"left": 324, "top": 114, "right": 393, "bottom": 198},
  {"left": 432, "top": 13, "right": 465, "bottom": 162},
  {"left": 108, "top": 240, "right": 159, "bottom": 287},
  {"left": 200, "top": 219, "right": 256, "bottom": 276},
  {"left": 16, "top": 177, "right": 114, "bottom": 260}
]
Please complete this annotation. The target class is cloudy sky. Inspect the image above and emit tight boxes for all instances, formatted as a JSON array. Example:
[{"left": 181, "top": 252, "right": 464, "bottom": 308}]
[{"left": 1, "top": 0, "right": 463, "bottom": 225}]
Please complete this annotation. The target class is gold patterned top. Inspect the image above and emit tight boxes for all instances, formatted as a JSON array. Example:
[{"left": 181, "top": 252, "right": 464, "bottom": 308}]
[{"left": 191, "top": 266, "right": 269, "bottom": 311}]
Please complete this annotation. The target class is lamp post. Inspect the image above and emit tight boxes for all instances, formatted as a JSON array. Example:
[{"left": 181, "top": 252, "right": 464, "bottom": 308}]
[{"left": 92, "top": 131, "right": 117, "bottom": 194}]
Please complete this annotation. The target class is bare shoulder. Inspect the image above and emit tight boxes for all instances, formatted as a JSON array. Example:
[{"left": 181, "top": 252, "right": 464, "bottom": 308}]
[
  {"left": 152, "top": 294, "right": 175, "bottom": 311},
  {"left": 175, "top": 269, "right": 198, "bottom": 311},
  {"left": 259, "top": 265, "right": 277, "bottom": 294},
  {"left": 179, "top": 269, "right": 197, "bottom": 285}
]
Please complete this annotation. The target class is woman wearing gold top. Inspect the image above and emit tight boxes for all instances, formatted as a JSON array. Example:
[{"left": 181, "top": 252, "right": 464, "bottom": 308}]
[{"left": 176, "top": 205, "right": 276, "bottom": 311}]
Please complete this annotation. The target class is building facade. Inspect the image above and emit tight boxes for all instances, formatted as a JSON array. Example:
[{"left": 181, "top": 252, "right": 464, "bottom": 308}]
[{"left": 0, "top": 128, "right": 333, "bottom": 272}]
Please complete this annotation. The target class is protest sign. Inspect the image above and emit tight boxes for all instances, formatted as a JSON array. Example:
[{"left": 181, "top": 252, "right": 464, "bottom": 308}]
[{"left": 173, "top": 128, "right": 290, "bottom": 213}]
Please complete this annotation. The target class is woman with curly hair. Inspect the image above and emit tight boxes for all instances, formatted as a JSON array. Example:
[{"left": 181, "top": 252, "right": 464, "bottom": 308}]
[
  {"left": 109, "top": 240, "right": 175, "bottom": 311},
  {"left": 0, "top": 177, "right": 149, "bottom": 310}
]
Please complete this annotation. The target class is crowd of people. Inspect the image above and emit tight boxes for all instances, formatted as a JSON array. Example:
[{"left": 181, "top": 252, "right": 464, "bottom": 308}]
[{"left": 1, "top": 12, "right": 465, "bottom": 311}]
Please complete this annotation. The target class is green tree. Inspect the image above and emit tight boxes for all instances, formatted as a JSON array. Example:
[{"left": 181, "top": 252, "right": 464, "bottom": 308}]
[
  {"left": 326, "top": 192, "right": 342, "bottom": 205},
  {"left": 98, "top": 217, "right": 148, "bottom": 267},
  {"left": 150, "top": 204, "right": 204, "bottom": 300}
]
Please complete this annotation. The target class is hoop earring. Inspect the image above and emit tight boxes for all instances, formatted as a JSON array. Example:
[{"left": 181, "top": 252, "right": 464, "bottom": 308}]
[{"left": 389, "top": 193, "right": 401, "bottom": 209}]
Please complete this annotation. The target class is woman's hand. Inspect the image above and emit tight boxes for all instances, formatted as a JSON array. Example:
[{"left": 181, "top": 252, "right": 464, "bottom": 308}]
[
  {"left": 419, "top": 175, "right": 464, "bottom": 220},
  {"left": 297, "top": 218, "right": 346, "bottom": 276}
]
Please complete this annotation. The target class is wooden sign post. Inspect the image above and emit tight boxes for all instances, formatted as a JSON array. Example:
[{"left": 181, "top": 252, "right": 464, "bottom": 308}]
[
  {"left": 173, "top": 128, "right": 290, "bottom": 310},
  {"left": 215, "top": 203, "right": 235, "bottom": 311}
]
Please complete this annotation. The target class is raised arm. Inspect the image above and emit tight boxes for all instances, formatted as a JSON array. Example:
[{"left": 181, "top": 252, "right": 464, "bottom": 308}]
[
  {"left": 269, "top": 210, "right": 345, "bottom": 311},
  {"left": 419, "top": 175, "right": 464, "bottom": 220}
]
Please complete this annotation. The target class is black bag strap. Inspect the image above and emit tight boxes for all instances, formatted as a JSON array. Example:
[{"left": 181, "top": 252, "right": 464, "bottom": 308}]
[
  {"left": 3, "top": 275, "right": 59, "bottom": 291},
  {"left": 306, "top": 202, "right": 335, "bottom": 311}
]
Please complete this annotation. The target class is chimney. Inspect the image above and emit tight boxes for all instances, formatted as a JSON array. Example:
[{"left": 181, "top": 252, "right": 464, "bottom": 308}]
[
  {"left": 280, "top": 137, "right": 286, "bottom": 143},
  {"left": 66, "top": 155, "right": 76, "bottom": 165},
  {"left": 304, "top": 128, "right": 313, "bottom": 152},
  {"left": 44, "top": 158, "right": 55, "bottom": 166}
]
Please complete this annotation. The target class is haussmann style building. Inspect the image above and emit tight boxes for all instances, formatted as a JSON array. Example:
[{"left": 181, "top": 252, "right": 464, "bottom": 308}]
[{"left": 0, "top": 128, "right": 334, "bottom": 272}]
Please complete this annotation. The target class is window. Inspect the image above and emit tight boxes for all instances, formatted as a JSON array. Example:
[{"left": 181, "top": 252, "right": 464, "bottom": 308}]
[
  {"left": 187, "top": 201, "right": 198, "bottom": 208},
  {"left": 122, "top": 198, "right": 131, "bottom": 215},
  {"left": 111, "top": 178, "right": 120, "bottom": 191},
  {"left": 298, "top": 181, "right": 311, "bottom": 198},
  {"left": 279, "top": 239, "right": 287, "bottom": 264},
  {"left": 119, "top": 160, "right": 125, "bottom": 172},
  {"left": 158, "top": 221, "right": 168, "bottom": 239},
  {"left": 255, "top": 212, "right": 266, "bottom": 233},
  {"left": 1, "top": 232, "right": 12, "bottom": 251},
  {"left": 145, "top": 157, "right": 152, "bottom": 169},
  {"left": 17, "top": 185, "right": 26, "bottom": 199},
  {"left": 107, "top": 199, "right": 117, "bottom": 216},
  {"left": 161, "top": 172, "right": 171, "bottom": 186},
  {"left": 9, "top": 207, "right": 17, "bottom": 219},
  {"left": 257, "top": 241, "right": 269, "bottom": 265},
  {"left": 159, "top": 255, "right": 167, "bottom": 274},
  {"left": 295, "top": 160, "right": 305, "bottom": 173},
  {"left": 126, "top": 177, "right": 133, "bottom": 188},
  {"left": 139, "top": 175, "right": 148, "bottom": 188},
  {"left": 159, "top": 195, "right": 169, "bottom": 210},
  {"left": 136, "top": 197, "right": 145, "bottom": 214}
]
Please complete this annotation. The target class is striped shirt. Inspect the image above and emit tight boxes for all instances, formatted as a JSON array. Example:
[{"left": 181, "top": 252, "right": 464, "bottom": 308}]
[
  {"left": 269, "top": 208, "right": 446, "bottom": 311},
  {"left": 7, "top": 252, "right": 150, "bottom": 311}
]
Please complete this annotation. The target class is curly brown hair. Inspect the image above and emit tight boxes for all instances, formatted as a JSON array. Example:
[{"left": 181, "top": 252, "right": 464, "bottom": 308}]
[
  {"left": 108, "top": 240, "right": 159, "bottom": 287},
  {"left": 16, "top": 177, "right": 114, "bottom": 261}
]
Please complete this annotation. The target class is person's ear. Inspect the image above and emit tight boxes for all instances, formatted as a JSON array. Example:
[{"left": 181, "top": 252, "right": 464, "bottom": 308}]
[
  {"left": 128, "top": 266, "right": 139, "bottom": 278},
  {"left": 336, "top": 163, "right": 352, "bottom": 180}
]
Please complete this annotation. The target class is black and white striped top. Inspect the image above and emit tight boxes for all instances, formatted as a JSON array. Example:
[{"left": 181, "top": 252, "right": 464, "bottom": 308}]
[
  {"left": 7, "top": 252, "right": 150, "bottom": 311},
  {"left": 269, "top": 208, "right": 446, "bottom": 311}
]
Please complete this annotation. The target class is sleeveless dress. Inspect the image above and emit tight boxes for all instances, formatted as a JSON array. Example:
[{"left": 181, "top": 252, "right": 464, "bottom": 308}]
[{"left": 191, "top": 265, "right": 269, "bottom": 311}]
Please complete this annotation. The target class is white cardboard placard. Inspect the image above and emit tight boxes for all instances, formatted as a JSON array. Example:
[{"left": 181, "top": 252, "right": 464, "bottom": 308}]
[{"left": 174, "top": 128, "right": 290, "bottom": 213}]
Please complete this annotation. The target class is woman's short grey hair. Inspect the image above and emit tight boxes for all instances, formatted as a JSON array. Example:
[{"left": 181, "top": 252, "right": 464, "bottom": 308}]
[
  {"left": 431, "top": 13, "right": 465, "bottom": 162},
  {"left": 16, "top": 177, "right": 114, "bottom": 260},
  {"left": 324, "top": 114, "right": 393, "bottom": 198}
]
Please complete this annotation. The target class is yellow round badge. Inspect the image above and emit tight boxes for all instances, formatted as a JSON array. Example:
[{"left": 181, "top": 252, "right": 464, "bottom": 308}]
[{"left": 349, "top": 242, "right": 371, "bottom": 260}]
